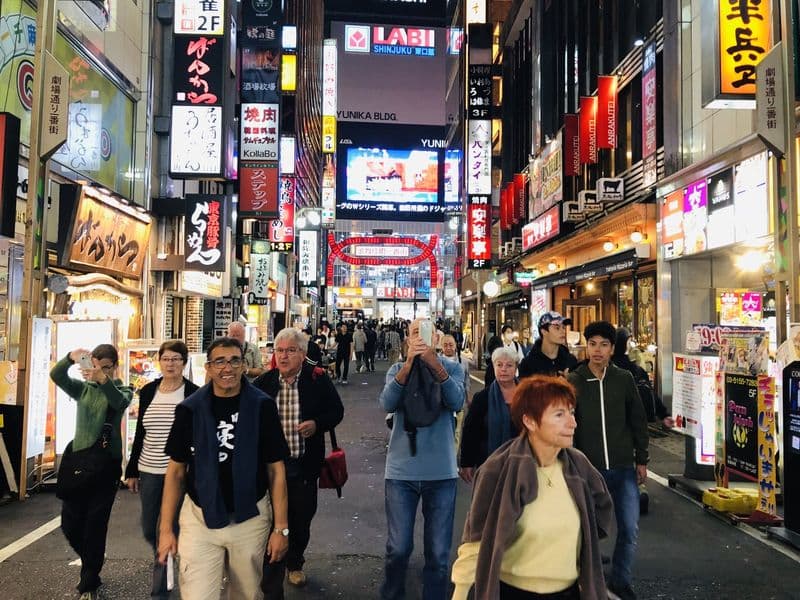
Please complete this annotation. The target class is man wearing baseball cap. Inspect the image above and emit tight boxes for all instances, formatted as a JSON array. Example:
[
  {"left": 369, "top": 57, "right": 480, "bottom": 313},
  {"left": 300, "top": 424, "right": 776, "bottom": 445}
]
[{"left": 518, "top": 311, "right": 578, "bottom": 378}]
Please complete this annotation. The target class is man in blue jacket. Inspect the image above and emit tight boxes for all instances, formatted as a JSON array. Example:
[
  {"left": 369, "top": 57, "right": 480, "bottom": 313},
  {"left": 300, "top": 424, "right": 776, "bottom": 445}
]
[
  {"left": 567, "top": 321, "right": 649, "bottom": 600},
  {"left": 379, "top": 318, "right": 465, "bottom": 600},
  {"left": 158, "top": 337, "right": 290, "bottom": 599}
]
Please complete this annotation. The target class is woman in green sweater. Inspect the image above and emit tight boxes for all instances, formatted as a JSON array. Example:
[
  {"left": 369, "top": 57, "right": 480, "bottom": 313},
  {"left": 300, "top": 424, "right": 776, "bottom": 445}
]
[{"left": 50, "top": 344, "right": 132, "bottom": 600}]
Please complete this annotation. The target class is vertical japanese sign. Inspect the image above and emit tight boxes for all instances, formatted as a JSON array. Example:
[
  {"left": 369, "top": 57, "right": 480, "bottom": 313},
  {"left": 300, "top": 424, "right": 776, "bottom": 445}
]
[
  {"left": 756, "top": 374, "right": 778, "bottom": 516},
  {"left": 270, "top": 177, "right": 295, "bottom": 252},
  {"left": 240, "top": 103, "right": 279, "bottom": 160},
  {"left": 596, "top": 75, "right": 617, "bottom": 149},
  {"left": 239, "top": 163, "right": 279, "bottom": 216},
  {"left": 249, "top": 253, "right": 271, "bottom": 305},
  {"left": 563, "top": 114, "right": 579, "bottom": 177},
  {"left": 298, "top": 229, "right": 319, "bottom": 286},
  {"left": 514, "top": 173, "right": 526, "bottom": 224},
  {"left": 718, "top": 0, "right": 771, "bottom": 95},
  {"left": 170, "top": 12, "right": 226, "bottom": 178},
  {"left": 642, "top": 41, "right": 658, "bottom": 187},
  {"left": 184, "top": 194, "right": 227, "bottom": 272},
  {"left": 579, "top": 96, "right": 597, "bottom": 164},
  {"left": 241, "top": 0, "right": 283, "bottom": 46},
  {"left": 467, "top": 120, "right": 491, "bottom": 195},
  {"left": 321, "top": 39, "right": 337, "bottom": 228},
  {"left": 539, "top": 134, "right": 563, "bottom": 213},
  {"left": 467, "top": 195, "right": 490, "bottom": 268},
  {"left": 756, "top": 43, "right": 785, "bottom": 156}
]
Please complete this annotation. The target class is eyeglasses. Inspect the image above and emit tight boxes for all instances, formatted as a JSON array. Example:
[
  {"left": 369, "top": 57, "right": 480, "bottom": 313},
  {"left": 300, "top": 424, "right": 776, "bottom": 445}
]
[
  {"left": 160, "top": 357, "right": 184, "bottom": 363},
  {"left": 208, "top": 357, "right": 244, "bottom": 369},
  {"left": 274, "top": 347, "right": 299, "bottom": 355}
]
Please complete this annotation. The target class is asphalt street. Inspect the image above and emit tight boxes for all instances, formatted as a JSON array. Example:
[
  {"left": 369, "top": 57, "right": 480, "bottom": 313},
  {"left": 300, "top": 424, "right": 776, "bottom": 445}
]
[{"left": 0, "top": 360, "right": 799, "bottom": 599}]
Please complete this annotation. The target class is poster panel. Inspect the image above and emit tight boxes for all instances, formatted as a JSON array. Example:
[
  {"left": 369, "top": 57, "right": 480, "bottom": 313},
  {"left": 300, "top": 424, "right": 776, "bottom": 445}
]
[
  {"left": 25, "top": 318, "right": 52, "bottom": 457},
  {"left": 724, "top": 372, "right": 759, "bottom": 481}
]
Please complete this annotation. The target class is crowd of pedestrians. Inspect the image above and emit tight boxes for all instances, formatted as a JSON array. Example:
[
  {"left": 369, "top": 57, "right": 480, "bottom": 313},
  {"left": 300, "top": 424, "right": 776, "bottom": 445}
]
[{"left": 51, "top": 312, "right": 665, "bottom": 599}]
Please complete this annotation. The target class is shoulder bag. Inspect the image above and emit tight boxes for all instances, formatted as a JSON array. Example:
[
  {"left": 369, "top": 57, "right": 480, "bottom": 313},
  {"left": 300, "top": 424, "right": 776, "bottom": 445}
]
[
  {"left": 56, "top": 404, "right": 116, "bottom": 500},
  {"left": 319, "top": 428, "right": 347, "bottom": 498}
]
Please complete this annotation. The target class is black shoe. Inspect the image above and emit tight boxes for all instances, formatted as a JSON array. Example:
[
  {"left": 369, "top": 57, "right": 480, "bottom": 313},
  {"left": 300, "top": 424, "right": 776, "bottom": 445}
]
[
  {"left": 640, "top": 490, "right": 650, "bottom": 515},
  {"left": 608, "top": 582, "right": 637, "bottom": 600}
]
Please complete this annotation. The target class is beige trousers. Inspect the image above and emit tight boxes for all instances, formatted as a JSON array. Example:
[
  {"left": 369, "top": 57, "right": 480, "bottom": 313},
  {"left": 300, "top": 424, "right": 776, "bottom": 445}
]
[{"left": 177, "top": 494, "right": 272, "bottom": 600}]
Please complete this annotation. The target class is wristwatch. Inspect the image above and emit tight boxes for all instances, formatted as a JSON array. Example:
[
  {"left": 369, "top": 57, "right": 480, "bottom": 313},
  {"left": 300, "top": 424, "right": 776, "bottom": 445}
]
[{"left": 274, "top": 527, "right": 289, "bottom": 537}]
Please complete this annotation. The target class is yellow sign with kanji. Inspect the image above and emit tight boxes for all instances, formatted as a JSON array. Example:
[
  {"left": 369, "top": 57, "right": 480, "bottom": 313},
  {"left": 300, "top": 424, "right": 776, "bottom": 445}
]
[{"left": 718, "top": 0, "right": 771, "bottom": 95}]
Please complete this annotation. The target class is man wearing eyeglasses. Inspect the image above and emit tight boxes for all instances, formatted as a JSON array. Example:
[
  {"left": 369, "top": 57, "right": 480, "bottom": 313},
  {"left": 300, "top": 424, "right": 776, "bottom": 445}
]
[
  {"left": 158, "top": 337, "right": 290, "bottom": 599},
  {"left": 254, "top": 327, "right": 344, "bottom": 595}
]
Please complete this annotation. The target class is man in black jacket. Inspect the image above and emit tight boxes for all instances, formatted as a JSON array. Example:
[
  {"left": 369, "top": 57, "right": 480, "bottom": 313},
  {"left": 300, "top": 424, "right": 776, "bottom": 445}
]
[
  {"left": 518, "top": 311, "right": 578, "bottom": 378},
  {"left": 254, "top": 327, "right": 344, "bottom": 596}
]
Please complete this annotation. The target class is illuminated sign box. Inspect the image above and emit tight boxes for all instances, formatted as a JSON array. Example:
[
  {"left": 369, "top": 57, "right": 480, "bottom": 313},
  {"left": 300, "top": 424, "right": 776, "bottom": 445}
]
[
  {"left": 170, "top": 105, "right": 223, "bottom": 177},
  {"left": 701, "top": 0, "right": 772, "bottom": 109},
  {"left": 241, "top": 103, "right": 279, "bottom": 161},
  {"left": 174, "top": 0, "right": 225, "bottom": 35}
]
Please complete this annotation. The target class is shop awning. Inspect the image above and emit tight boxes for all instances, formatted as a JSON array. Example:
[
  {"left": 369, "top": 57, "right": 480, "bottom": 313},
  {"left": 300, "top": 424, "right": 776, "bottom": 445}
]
[
  {"left": 531, "top": 248, "right": 641, "bottom": 291},
  {"left": 488, "top": 289, "right": 526, "bottom": 307}
]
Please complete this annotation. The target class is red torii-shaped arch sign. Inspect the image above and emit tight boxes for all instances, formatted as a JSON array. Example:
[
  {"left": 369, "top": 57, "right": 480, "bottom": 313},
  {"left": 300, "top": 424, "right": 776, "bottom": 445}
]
[{"left": 327, "top": 233, "right": 438, "bottom": 288}]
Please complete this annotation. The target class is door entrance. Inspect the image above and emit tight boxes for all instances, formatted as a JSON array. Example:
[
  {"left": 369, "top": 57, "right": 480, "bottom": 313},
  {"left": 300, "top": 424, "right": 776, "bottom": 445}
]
[{"left": 562, "top": 296, "right": 602, "bottom": 346}]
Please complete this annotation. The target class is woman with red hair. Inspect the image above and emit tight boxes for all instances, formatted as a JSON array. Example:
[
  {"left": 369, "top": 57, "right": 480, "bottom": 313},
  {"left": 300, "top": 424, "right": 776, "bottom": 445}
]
[{"left": 452, "top": 376, "right": 614, "bottom": 600}]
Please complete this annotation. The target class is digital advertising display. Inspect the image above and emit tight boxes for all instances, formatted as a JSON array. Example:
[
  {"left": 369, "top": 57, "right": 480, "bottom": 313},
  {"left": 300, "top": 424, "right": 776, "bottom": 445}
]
[
  {"left": 336, "top": 122, "right": 448, "bottom": 221},
  {"left": 346, "top": 148, "right": 438, "bottom": 204},
  {"left": 332, "top": 20, "right": 447, "bottom": 126}
]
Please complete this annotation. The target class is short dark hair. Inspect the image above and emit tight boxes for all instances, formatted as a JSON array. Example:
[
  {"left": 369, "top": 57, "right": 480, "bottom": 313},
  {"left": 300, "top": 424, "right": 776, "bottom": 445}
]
[
  {"left": 501, "top": 324, "right": 513, "bottom": 334},
  {"left": 583, "top": 320, "right": 616, "bottom": 345},
  {"left": 206, "top": 337, "right": 243, "bottom": 361},
  {"left": 92, "top": 344, "right": 119, "bottom": 366},
  {"left": 159, "top": 340, "right": 189, "bottom": 362},
  {"left": 511, "top": 375, "right": 577, "bottom": 432}
]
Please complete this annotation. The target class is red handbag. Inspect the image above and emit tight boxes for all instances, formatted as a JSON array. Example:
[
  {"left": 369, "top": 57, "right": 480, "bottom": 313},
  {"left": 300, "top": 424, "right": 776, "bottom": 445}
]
[{"left": 319, "top": 428, "right": 348, "bottom": 497}]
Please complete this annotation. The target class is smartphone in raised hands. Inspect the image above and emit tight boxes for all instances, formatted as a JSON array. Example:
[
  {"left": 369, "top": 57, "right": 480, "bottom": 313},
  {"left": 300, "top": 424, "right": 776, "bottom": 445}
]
[
  {"left": 78, "top": 354, "right": 93, "bottom": 370},
  {"left": 419, "top": 321, "right": 434, "bottom": 347}
]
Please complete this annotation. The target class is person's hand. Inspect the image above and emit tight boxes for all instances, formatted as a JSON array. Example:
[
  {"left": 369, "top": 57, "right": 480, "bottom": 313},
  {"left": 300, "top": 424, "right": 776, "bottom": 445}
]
[
  {"left": 157, "top": 530, "right": 178, "bottom": 564},
  {"left": 459, "top": 467, "right": 474, "bottom": 484},
  {"left": 297, "top": 420, "right": 317, "bottom": 439},
  {"left": 82, "top": 365, "right": 109, "bottom": 385},
  {"left": 266, "top": 531, "right": 289, "bottom": 563},
  {"left": 126, "top": 477, "right": 139, "bottom": 493},
  {"left": 636, "top": 464, "right": 648, "bottom": 485},
  {"left": 405, "top": 337, "right": 427, "bottom": 363},
  {"left": 662, "top": 416, "right": 675, "bottom": 429}
]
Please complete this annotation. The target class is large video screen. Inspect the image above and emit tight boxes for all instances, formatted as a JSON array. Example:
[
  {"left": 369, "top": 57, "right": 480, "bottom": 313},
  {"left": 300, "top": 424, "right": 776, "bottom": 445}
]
[
  {"left": 444, "top": 148, "right": 461, "bottom": 210},
  {"left": 346, "top": 148, "right": 438, "bottom": 204},
  {"left": 336, "top": 122, "right": 448, "bottom": 222}
]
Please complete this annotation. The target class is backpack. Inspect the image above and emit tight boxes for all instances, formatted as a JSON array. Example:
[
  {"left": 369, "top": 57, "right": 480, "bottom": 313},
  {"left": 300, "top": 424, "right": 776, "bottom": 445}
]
[
  {"left": 401, "top": 357, "right": 442, "bottom": 455},
  {"left": 635, "top": 377, "right": 657, "bottom": 422}
]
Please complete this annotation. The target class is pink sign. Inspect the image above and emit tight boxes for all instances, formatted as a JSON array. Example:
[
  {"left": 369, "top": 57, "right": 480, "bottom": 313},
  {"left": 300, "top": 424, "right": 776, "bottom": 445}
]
[{"left": 741, "top": 293, "right": 762, "bottom": 313}]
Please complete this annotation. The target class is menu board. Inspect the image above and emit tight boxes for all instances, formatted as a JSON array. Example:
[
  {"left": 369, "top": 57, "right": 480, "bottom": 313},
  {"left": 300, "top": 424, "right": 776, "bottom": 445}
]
[{"left": 672, "top": 353, "right": 718, "bottom": 463}]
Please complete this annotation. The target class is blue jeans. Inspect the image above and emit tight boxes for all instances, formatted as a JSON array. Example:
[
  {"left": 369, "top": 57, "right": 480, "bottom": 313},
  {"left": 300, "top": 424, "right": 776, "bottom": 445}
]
[
  {"left": 139, "top": 472, "right": 181, "bottom": 599},
  {"left": 381, "top": 478, "right": 457, "bottom": 600},
  {"left": 601, "top": 467, "right": 640, "bottom": 588}
]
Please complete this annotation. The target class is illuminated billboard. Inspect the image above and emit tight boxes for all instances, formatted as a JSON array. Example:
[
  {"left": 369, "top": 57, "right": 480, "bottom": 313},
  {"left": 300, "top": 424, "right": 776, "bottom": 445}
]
[{"left": 336, "top": 122, "right": 447, "bottom": 221}]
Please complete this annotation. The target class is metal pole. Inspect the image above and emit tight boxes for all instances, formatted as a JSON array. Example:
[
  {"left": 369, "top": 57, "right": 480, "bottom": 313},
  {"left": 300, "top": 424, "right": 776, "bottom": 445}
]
[{"left": 16, "top": 0, "right": 57, "bottom": 500}]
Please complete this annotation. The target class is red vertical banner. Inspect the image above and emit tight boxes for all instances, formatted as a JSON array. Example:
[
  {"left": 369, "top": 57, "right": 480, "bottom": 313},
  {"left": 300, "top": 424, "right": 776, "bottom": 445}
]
[
  {"left": 514, "top": 173, "right": 526, "bottom": 223},
  {"left": 597, "top": 75, "right": 618, "bottom": 149},
  {"left": 579, "top": 96, "right": 598, "bottom": 164},
  {"left": 505, "top": 183, "right": 514, "bottom": 229},
  {"left": 510, "top": 178, "right": 520, "bottom": 225},
  {"left": 563, "top": 114, "right": 580, "bottom": 176},
  {"left": 500, "top": 185, "right": 509, "bottom": 230}
]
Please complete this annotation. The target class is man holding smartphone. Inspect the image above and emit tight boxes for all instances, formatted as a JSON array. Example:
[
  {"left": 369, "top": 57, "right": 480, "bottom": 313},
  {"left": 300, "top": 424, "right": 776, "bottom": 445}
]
[{"left": 378, "top": 318, "right": 465, "bottom": 600}]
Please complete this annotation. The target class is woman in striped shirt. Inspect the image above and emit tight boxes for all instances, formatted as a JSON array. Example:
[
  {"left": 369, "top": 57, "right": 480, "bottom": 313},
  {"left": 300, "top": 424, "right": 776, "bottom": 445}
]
[{"left": 125, "top": 340, "right": 199, "bottom": 599}]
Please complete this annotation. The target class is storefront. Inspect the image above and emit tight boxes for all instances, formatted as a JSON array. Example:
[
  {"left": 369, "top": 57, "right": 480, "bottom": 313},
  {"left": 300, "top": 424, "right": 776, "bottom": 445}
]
[{"left": 656, "top": 139, "right": 774, "bottom": 481}]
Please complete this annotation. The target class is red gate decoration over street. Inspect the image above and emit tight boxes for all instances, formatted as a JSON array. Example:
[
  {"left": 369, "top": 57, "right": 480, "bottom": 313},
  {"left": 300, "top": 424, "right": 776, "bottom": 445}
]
[{"left": 327, "top": 234, "right": 438, "bottom": 287}]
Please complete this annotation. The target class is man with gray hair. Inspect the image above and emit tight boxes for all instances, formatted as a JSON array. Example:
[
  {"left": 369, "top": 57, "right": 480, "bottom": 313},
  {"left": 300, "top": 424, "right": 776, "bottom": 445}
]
[
  {"left": 227, "top": 321, "right": 265, "bottom": 379},
  {"left": 254, "top": 328, "right": 344, "bottom": 595}
]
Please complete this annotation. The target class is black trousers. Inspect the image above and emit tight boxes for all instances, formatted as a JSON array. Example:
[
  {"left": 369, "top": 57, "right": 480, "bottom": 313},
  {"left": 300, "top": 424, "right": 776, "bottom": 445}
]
[
  {"left": 262, "top": 468, "right": 319, "bottom": 599},
  {"left": 335, "top": 353, "right": 350, "bottom": 380},
  {"left": 499, "top": 581, "right": 580, "bottom": 599},
  {"left": 61, "top": 465, "right": 120, "bottom": 593}
]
